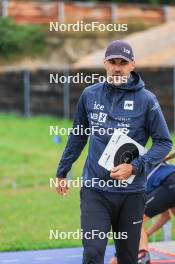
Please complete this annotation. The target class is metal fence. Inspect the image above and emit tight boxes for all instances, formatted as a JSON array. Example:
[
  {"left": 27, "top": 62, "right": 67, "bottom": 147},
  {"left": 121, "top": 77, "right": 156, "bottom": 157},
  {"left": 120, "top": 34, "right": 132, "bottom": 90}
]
[{"left": 0, "top": 66, "right": 174, "bottom": 131}]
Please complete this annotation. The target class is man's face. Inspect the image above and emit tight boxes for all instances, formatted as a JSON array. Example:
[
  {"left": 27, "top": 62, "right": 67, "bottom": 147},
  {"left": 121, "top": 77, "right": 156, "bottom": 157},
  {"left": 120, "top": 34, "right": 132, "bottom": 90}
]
[{"left": 103, "top": 58, "right": 135, "bottom": 85}]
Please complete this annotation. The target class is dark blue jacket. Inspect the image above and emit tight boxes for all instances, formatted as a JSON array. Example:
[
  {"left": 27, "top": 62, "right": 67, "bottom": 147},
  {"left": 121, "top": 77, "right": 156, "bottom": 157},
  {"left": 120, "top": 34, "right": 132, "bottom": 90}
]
[
  {"left": 147, "top": 164, "right": 175, "bottom": 193},
  {"left": 56, "top": 71, "right": 172, "bottom": 193}
]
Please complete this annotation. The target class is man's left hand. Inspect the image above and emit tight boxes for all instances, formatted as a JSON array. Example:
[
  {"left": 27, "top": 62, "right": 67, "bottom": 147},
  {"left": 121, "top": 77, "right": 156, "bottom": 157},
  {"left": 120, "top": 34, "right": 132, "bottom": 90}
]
[{"left": 110, "top": 164, "right": 133, "bottom": 180}]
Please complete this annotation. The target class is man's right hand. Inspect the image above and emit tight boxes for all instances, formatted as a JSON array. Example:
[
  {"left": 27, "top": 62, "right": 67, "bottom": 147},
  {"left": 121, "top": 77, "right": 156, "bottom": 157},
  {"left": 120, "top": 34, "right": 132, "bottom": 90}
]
[{"left": 55, "top": 178, "right": 69, "bottom": 196}]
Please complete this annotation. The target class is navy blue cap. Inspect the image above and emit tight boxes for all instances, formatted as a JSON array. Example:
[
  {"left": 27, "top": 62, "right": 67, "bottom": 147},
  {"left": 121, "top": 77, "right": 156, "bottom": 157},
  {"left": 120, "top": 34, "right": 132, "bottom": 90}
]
[{"left": 105, "top": 40, "right": 134, "bottom": 62}]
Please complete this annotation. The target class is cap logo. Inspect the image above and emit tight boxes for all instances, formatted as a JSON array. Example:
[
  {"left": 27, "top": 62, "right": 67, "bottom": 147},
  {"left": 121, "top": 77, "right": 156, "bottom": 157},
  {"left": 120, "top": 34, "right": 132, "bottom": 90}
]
[{"left": 123, "top": 48, "right": 130, "bottom": 54}]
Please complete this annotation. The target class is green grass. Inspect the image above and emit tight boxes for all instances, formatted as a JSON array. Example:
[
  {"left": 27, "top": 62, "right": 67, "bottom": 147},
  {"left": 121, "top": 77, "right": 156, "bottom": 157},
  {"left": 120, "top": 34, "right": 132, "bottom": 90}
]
[
  {"left": 0, "top": 113, "right": 175, "bottom": 252},
  {"left": 0, "top": 114, "right": 86, "bottom": 251}
]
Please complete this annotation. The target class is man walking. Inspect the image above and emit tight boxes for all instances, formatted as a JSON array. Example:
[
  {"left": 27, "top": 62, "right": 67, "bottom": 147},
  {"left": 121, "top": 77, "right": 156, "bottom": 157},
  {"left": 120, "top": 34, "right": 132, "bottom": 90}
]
[{"left": 56, "top": 40, "right": 172, "bottom": 264}]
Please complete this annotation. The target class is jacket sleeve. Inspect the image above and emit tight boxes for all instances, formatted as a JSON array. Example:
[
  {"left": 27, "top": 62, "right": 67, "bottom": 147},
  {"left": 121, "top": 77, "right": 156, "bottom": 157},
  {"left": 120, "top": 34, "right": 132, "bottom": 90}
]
[
  {"left": 131, "top": 95, "right": 173, "bottom": 177},
  {"left": 56, "top": 90, "right": 89, "bottom": 178}
]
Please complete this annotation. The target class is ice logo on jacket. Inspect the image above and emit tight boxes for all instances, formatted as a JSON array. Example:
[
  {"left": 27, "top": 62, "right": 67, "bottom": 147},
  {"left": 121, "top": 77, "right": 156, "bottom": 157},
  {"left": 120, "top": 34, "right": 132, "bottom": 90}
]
[
  {"left": 93, "top": 101, "right": 104, "bottom": 111},
  {"left": 91, "top": 101, "right": 107, "bottom": 123}
]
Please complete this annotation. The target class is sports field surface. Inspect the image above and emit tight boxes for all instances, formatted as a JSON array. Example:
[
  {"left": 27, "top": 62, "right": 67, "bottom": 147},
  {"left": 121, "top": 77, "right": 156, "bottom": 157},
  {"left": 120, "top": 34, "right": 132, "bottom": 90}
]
[
  {"left": 0, "top": 243, "right": 175, "bottom": 264},
  {"left": 0, "top": 114, "right": 175, "bottom": 252}
]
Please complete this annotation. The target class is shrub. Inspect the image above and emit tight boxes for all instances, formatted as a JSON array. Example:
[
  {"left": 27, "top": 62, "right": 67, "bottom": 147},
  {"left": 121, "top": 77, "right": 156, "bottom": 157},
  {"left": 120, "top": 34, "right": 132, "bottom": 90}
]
[{"left": 0, "top": 18, "right": 46, "bottom": 59}]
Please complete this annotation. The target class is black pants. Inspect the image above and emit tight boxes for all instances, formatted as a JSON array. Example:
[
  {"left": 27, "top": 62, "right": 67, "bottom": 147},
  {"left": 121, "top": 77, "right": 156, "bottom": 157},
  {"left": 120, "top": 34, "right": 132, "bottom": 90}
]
[
  {"left": 80, "top": 187, "right": 146, "bottom": 264},
  {"left": 146, "top": 172, "right": 175, "bottom": 218}
]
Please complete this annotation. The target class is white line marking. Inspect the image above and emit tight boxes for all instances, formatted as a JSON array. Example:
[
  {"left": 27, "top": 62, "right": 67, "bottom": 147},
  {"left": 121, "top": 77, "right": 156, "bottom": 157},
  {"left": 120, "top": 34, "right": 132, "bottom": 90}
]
[
  {"left": 35, "top": 257, "right": 53, "bottom": 261},
  {"left": 67, "top": 254, "right": 82, "bottom": 258},
  {"left": 3, "top": 260, "right": 19, "bottom": 263}
]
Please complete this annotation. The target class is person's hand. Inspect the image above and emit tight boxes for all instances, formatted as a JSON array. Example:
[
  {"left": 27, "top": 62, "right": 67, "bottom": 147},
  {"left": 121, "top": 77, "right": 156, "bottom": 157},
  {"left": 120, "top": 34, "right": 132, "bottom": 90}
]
[
  {"left": 110, "top": 164, "right": 133, "bottom": 180},
  {"left": 55, "top": 178, "right": 69, "bottom": 196}
]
